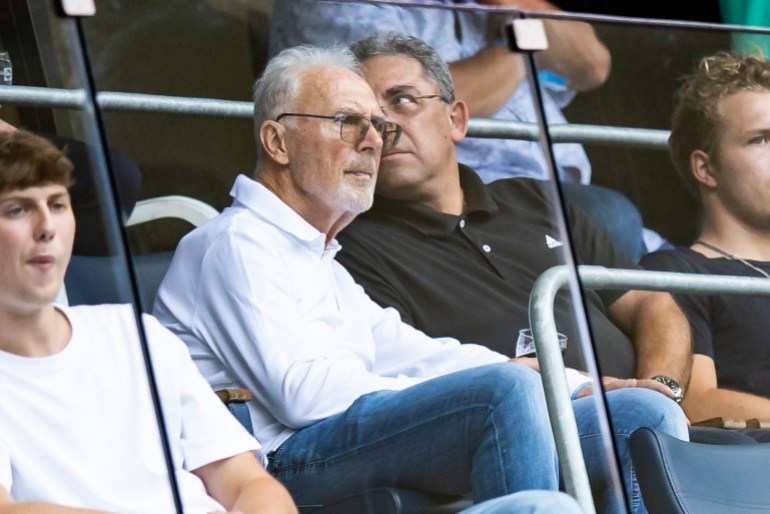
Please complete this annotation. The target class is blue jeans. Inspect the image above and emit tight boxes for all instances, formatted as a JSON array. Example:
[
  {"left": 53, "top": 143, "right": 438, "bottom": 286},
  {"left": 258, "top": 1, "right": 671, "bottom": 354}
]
[
  {"left": 576, "top": 388, "right": 689, "bottom": 514},
  {"left": 268, "top": 363, "right": 558, "bottom": 504},
  {"left": 461, "top": 491, "right": 581, "bottom": 514},
  {"left": 267, "top": 363, "right": 688, "bottom": 512}
]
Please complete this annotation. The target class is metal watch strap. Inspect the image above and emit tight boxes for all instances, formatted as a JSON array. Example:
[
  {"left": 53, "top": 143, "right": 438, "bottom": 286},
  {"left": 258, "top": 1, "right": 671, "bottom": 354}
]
[{"left": 651, "top": 375, "right": 683, "bottom": 404}]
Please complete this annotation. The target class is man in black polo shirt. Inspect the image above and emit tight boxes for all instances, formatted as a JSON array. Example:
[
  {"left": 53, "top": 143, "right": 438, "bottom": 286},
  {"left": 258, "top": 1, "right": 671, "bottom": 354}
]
[{"left": 337, "top": 32, "right": 691, "bottom": 391}]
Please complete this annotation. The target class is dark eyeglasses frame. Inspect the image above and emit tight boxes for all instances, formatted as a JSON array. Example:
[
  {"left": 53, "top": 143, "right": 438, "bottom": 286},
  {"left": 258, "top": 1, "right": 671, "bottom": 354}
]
[
  {"left": 408, "top": 94, "right": 446, "bottom": 103},
  {"left": 388, "top": 93, "right": 451, "bottom": 116},
  {"left": 275, "top": 112, "right": 401, "bottom": 150}
]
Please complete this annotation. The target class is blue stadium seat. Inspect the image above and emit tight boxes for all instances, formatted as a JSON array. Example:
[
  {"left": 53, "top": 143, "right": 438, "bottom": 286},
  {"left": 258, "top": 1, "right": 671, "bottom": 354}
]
[{"left": 631, "top": 427, "right": 770, "bottom": 513}]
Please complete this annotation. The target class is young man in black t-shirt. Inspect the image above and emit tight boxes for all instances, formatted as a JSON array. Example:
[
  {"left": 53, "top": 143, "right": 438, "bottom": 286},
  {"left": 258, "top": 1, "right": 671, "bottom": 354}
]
[{"left": 643, "top": 51, "right": 770, "bottom": 423}]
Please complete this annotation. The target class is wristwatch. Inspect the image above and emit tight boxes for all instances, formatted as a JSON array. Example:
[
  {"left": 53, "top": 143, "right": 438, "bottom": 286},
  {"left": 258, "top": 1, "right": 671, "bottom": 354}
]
[{"left": 651, "top": 376, "right": 684, "bottom": 404}]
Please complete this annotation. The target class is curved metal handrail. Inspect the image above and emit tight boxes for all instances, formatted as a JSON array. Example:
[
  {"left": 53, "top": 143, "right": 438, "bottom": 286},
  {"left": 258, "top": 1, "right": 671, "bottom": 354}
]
[{"left": 529, "top": 265, "right": 770, "bottom": 512}]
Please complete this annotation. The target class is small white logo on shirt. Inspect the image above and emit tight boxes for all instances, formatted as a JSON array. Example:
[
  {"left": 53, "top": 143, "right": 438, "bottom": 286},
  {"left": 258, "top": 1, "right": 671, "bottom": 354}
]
[{"left": 545, "top": 235, "right": 564, "bottom": 249}]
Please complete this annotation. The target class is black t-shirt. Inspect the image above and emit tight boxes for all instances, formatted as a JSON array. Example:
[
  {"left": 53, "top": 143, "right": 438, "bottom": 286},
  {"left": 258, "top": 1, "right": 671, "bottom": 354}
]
[
  {"left": 642, "top": 247, "right": 770, "bottom": 398},
  {"left": 337, "top": 165, "right": 638, "bottom": 377}
]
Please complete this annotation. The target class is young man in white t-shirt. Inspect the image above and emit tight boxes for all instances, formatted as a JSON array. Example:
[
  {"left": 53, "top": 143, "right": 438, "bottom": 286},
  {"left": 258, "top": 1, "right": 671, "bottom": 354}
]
[{"left": 0, "top": 129, "right": 297, "bottom": 514}]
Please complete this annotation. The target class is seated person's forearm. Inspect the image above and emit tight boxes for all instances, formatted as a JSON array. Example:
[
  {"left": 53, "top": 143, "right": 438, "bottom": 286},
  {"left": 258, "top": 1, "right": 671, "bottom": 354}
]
[
  {"left": 609, "top": 291, "right": 692, "bottom": 387},
  {"left": 477, "top": 0, "right": 609, "bottom": 93},
  {"left": 635, "top": 342, "right": 691, "bottom": 388},
  {"left": 0, "top": 503, "right": 110, "bottom": 514},
  {"left": 195, "top": 452, "right": 297, "bottom": 514},
  {"left": 230, "top": 477, "right": 298, "bottom": 514},
  {"left": 536, "top": 19, "right": 611, "bottom": 91},
  {"left": 450, "top": 46, "right": 526, "bottom": 117},
  {"left": 684, "top": 387, "right": 770, "bottom": 424}
]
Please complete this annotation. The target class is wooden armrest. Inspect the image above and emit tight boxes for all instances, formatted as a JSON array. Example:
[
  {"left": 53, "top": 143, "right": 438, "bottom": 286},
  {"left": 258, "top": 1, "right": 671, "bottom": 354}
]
[
  {"left": 215, "top": 388, "right": 253, "bottom": 403},
  {"left": 693, "top": 417, "right": 770, "bottom": 429}
]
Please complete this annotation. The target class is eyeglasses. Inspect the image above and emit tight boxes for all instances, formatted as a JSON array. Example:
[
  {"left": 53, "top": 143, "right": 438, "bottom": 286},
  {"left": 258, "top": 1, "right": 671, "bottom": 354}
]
[
  {"left": 385, "top": 93, "right": 448, "bottom": 117},
  {"left": 275, "top": 112, "right": 402, "bottom": 150}
]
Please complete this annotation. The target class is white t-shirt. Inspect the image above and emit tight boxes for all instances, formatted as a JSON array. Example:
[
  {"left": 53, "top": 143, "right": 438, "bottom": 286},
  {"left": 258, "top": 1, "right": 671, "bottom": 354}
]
[{"left": 0, "top": 304, "right": 259, "bottom": 514}]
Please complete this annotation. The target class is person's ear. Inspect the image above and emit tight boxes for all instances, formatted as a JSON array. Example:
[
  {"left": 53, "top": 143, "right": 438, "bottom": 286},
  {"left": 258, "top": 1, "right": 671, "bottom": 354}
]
[
  {"left": 260, "top": 120, "right": 290, "bottom": 165},
  {"left": 448, "top": 99, "right": 469, "bottom": 143},
  {"left": 691, "top": 149, "right": 718, "bottom": 189}
]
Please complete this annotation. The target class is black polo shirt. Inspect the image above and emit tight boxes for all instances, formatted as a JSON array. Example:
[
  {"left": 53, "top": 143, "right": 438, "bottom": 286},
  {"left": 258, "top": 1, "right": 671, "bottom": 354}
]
[{"left": 337, "top": 165, "right": 638, "bottom": 377}]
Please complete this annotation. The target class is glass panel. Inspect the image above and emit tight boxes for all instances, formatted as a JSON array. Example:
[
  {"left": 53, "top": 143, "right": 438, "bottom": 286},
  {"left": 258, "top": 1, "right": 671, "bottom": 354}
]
[
  {"left": 78, "top": 0, "right": 619, "bottom": 509},
  {"left": 78, "top": 2, "right": 747, "bottom": 513},
  {"left": 81, "top": 0, "right": 261, "bottom": 254},
  {"left": 0, "top": 1, "right": 182, "bottom": 511},
  {"left": 542, "top": 14, "right": 727, "bottom": 251},
  {"left": 11, "top": 2, "right": 764, "bottom": 509},
  {"left": 540, "top": 13, "right": 770, "bottom": 432}
]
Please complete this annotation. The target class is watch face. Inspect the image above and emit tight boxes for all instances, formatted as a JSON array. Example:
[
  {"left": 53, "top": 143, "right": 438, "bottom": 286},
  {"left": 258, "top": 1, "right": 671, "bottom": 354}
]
[{"left": 652, "top": 376, "right": 683, "bottom": 404}]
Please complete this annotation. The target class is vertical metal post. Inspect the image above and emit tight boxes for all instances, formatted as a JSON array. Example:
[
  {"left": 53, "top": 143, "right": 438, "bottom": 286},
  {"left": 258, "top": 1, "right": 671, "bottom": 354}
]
[
  {"left": 529, "top": 266, "right": 596, "bottom": 513},
  {"left": 508, "top": 15, "right": 600, "bottom": 512}
]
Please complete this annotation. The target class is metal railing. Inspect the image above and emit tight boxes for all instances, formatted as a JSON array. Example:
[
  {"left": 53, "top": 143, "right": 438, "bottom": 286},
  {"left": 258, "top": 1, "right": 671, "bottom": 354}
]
[
  {"left": 0, "top": 85, "right": 670, "bottom": 150},
  {"left": 5, "top": 82, "right": 743, "bottom": 512},
  {"left": 529, "top": 265, "right": 770, "bottom": 512}
]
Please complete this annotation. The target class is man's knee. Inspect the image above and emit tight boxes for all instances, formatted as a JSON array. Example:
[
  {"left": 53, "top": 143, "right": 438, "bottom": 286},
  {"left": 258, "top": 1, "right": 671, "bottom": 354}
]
[
  {"left": 457, "top": 364, "right": 554, "bottom": 431},
  {"left": 467, "top": 363, "right": 545, "bottom": 402},
  {"left": 605, "top": 388, "right": 689, "bottom": 439}
]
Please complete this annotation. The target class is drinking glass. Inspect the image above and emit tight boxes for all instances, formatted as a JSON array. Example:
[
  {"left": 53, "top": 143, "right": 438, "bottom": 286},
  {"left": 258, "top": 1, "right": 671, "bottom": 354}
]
[
  {"left": 515, "top": 328, "right": 567, "bottom": 358},
  {"left": 0, "top": 52, "right": 11, "bottom": 111},
  {"left": 0, "top": 52, "right": 11, "bottom": 86}
]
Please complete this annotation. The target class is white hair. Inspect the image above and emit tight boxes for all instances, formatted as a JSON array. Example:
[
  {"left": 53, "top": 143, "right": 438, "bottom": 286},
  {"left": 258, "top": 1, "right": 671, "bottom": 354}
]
[{"left": 252, "top": 44, "right": 362, "bottom": 173}]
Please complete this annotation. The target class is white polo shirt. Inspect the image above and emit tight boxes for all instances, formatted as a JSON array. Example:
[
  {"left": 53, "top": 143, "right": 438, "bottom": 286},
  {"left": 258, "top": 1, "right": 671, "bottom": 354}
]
[{"left": 154, "top": 174, "right": 509, "bottom": 453}]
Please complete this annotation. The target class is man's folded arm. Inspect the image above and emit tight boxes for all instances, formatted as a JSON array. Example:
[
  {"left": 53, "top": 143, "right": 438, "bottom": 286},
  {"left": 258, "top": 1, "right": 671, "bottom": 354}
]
[
  {"left": 607, "top": 289, "right": 692, "bottom": 389},
  {"left": 0, "top": 487, "right": 110, "bottom": 514},
  {"left": 193, "top": 452, "right": 297, "bottom": 514},
  {"left": 684, "top": 354, "right": 770, "bottom": 422}
]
